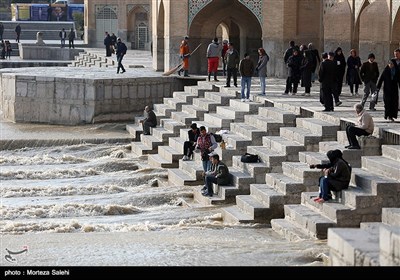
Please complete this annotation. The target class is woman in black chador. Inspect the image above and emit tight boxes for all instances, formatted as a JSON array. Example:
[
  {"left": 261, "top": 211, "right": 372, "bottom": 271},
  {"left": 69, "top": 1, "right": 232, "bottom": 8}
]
[{"left": 377, "top": 60, "right": 400, "bottom": 122}]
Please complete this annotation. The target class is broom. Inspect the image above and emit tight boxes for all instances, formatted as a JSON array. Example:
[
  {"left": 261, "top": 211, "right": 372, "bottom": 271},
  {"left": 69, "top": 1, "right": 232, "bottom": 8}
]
[{"left": 163, "top": 43, "right": 202, "bottom": 76}]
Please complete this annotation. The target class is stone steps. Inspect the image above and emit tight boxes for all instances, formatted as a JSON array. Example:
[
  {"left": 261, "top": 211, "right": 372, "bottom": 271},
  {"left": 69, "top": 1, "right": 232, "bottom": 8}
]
[
  {"left": 327, "top": 208, "right": 400, "bottom": 266},
  {"left": 270, "top": 143, "right": 400, "bottom": 241}
]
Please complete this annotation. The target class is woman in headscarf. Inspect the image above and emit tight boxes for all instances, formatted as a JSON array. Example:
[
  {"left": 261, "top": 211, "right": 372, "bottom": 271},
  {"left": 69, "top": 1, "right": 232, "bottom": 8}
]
[
  {"left": 377, "top": 59, "right": 400, "bottom": 122},
  {"left": 310, "top": 149, "right": 352, "bottom": 203}
]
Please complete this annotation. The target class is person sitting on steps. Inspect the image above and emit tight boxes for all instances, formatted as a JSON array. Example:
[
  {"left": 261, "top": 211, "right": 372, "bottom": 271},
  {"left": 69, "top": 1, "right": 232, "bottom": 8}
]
[
  {"left": 345, "top": 103, "right": 374, "bottom": 150},
  {"left": 139, "top": 106, "right": 157, "bottom": 135},
  {"left": 310, "top": 149, "right": 351, "bottom": 203},
  {"left": 182, "top": 123, "right": 200, "bottom": 161},
  {"left": 201, "top": 152, "right": 230, "bottom": 197}
]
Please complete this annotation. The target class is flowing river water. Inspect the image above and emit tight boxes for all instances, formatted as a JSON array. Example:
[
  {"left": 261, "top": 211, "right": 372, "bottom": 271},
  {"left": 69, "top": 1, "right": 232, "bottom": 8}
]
[{"left": 0, "top": 121, "right": 329, "bottom": 267}]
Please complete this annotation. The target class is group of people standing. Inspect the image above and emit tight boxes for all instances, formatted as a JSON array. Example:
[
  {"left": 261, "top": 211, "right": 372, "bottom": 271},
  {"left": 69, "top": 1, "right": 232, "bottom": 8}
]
[
  {"left": 284, "top": 40, "right": 399, "bottom": 122},
  {"left": 59, "top": 27, "right": 76, "bottom": 49},
  {"left": 180, "top": 36, "right": 270, "bottom": 101},
  {"left": 0, "top": 39, "right": 12, "bottom": 59}
]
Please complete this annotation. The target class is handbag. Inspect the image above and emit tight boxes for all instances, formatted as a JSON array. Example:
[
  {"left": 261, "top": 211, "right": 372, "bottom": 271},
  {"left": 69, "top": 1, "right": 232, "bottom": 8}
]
[{"left": 371, "top": 89, "right": 379, "bottom": 104}]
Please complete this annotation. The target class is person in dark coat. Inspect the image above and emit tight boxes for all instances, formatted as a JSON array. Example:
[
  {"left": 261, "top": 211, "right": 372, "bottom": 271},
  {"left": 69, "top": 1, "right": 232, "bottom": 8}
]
[
  {"left": 359, "top": 53, "right": 379, "bottom": 111},
  {"left": 182, "top": 123, "right": 200, "bottom": 161},
  {"left": 68, "top": 28, "right": 75, "bottom": 49},
  {"left": 15, "top": 24, "right": 21, "bottom": 43},
  {"left": 116, "top": 37, "right": 127, "bottom": 74},
  {"left": 283, "top": 40, "right": 296, "bottom": 94},
  {"left": 104, "top": 32, "right": 112, "bottom": 57},
  {"left": 300, "top": 45, "right": 313, "bottom": 96},
  {"left": 377, "top": 60, "right": 400, "bottom": 122},
  {"left": 285, "top": 48, "right": 302, "bottom": 95},
  {"left": 318, "top": 52, "right": 337, "bottom": 111},
  {"left": 307, "top": 43, "right": 320, "bottom": 82},
  {"left": 346, "top": 49, "right": 362, "bottom": 95},
  {"left": 310, "top": 149, "right": 351, "bottom": 203},
  {"left": 140, "top": 106, "right": 157, "bottom": 135},
  {"left": 333, "top": 47, "right": 346, "bottom": 96},
  {"left": 0, "top": 22, "right": 4, "bottom": 41}
]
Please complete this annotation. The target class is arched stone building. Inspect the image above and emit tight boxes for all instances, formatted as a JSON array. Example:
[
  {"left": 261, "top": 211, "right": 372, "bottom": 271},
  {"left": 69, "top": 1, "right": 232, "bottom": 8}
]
[
  {"left": 84, "top": 0, "right": 151, "bottom": 50},
  {"left": 152, "top": 0, "right": 400, "bottom": 76},
  {"left": 82, "top": 0, "right": 400, "bottom": 77}
]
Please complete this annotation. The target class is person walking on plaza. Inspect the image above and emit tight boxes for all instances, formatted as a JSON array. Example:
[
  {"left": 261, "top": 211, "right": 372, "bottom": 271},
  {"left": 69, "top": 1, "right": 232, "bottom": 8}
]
[
  {"left": 68, "top": 28, "right": 75, "bottom": 49},
  {"left": 224, "top": 42, "right": 239, "bottom": 88},
  {"left": 285, "top": 47, "right": 302, "bottom": 95},
  {"left": 104, "top": 32, "right": 112, "bottom": 57},
  {"left": 256, "top": 48, "right": 269, "bottom": 96},
  {"left": 59, "top": 28, "right": 67, "bottom": 48},
  {"left": 345, "top": 103, "right": 374, "bottom": 149},
  {"left": 283, "top": 40, "right": 296, "bottom": 94},
  {"left": 5, "top": 40, "right": 12, "bottom": 59},
  {"left": 318, "top": 52, "right": 337, "bottom": 111},
  {"left": 346, "top": 49, "right": 362, "bottom": 96},
  {"left": 182, "top": 123, "right": 200, "bottom": 161},
  {"left": 15, "top": 24, "right": 21, "bottom": 43},
  {"left": 239, "top": 53, "right": 255, "bottom": 102},
  {"left": 206, "top": 37, "right": 221, "bottom": 81},
  {"left": 201, "top": 153, "right": 230, "bottom": 197},
  {"left": 300, "top": 45, "right": 313, "bottom": 96},
  {"left": 221, "top": 40, "right": 229, "bottom": 76},
  {"left": 377, "top": 59, "right": 400, "bottom": 122},
  {"left": 333, "top": 47, "right": 347, "bottom": 97},
  {"left": 110, "top": 33, "right": 117, "bottom": 52},
  {"left": 0, "top": 22, "right": 4, "bottom": 41},
  {"left": 178, "top": 36, "right": 190, "bottom": 77},
  {"left": 116, "top": 37, "right": 127, "bottom": 74},
  {"left": 140, "top": 106, "right": 157, "bottom": 135},
  {"left": 359, "top": 53, "right": 379, "bottom": 111},
  {"left": 307, "top": 42, "right": 320, "bottom": 82}
]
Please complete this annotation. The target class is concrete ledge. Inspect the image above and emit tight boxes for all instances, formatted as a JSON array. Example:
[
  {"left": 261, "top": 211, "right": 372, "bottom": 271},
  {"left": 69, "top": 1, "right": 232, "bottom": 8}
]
[{"left": 19, "top": 44, "right": 84, "bottom": 60}]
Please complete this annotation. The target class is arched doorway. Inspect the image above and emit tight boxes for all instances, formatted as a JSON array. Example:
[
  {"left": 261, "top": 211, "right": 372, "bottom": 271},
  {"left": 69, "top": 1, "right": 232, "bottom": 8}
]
[
  {"left": 95, "top": 5, "right": 118, "bottom": 45},
  {"left": 188, "top": 0, "right": 262, "bottom": 74},
  {"left": 127, "top": 5, "right": 150, "bottom": 50}
]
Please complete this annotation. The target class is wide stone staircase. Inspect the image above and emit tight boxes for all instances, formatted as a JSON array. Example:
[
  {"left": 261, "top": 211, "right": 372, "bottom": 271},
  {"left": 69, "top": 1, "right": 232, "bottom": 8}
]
[
  {"left": 328, "top": 207, "right": 400, "bottom": 266},
  {"left": 220, "top": 104, "right": 344, "bottom": 223},
  {"left": 127, "top": 82, "right": 220, "bottom": 158},
  {"left": 271, "top": 144, "right": 400, "bottom": 240},
  {"left": 124, "top": 78, "right": 400, "bottom": 256}
]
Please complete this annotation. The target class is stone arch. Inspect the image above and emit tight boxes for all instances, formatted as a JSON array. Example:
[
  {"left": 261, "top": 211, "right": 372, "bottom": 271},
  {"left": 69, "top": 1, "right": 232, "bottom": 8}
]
[
  {"left": 353, "top": 0, "right": 371, "bottom": 51},
  {"left": 358, "top": 0, "right": 390, "bottom": 66},
  {"left": 95, "top": 5, "right": 118, "bottom": 46},
  {"left": 188, "top": 0, "right": 262, "bottom": 74},
  {"left": 127, "top": 5, "right": 150, "bottom": 50},
  {"left": 323, "top": 0, "right": 352, "bottom": 52},
  {"left": 392, "top": 6, "right": 400, "bottom": 51}
]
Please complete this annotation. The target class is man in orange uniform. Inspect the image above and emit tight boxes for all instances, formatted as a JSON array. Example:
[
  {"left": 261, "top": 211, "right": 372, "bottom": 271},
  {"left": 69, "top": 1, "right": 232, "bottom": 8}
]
[{"left": 178, "top": 36, "right": 190, "bottom": 77}]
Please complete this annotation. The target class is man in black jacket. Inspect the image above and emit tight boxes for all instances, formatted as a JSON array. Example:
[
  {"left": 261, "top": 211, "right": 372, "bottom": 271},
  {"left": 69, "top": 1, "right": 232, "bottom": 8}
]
[
  {"left": 116, "top": 37, "right": 127, "bottom": 74},
  {"left": 360, "top": 53, "right": 379, "bottom": 111},
  {"left": 318, "top": 52, "right": 337, "bottom": 111}
]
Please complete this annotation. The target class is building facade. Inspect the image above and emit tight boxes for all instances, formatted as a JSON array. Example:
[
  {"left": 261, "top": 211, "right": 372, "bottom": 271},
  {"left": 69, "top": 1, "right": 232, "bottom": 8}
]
[
  {"left": 84, "top": 0, "right": 151, "bottom": 50},
  {"left": 83, "top": 0, "right": 399, "bottom": 77}
]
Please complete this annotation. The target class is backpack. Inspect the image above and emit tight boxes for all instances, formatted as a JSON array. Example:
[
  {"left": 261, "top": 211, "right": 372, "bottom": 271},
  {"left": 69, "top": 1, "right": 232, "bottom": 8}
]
[
  {"left": 240, "top": 153, "right": 259, "bottom": 163},
  {"left": 211, "top": 133, "right": 223, "bottom": 143}
]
